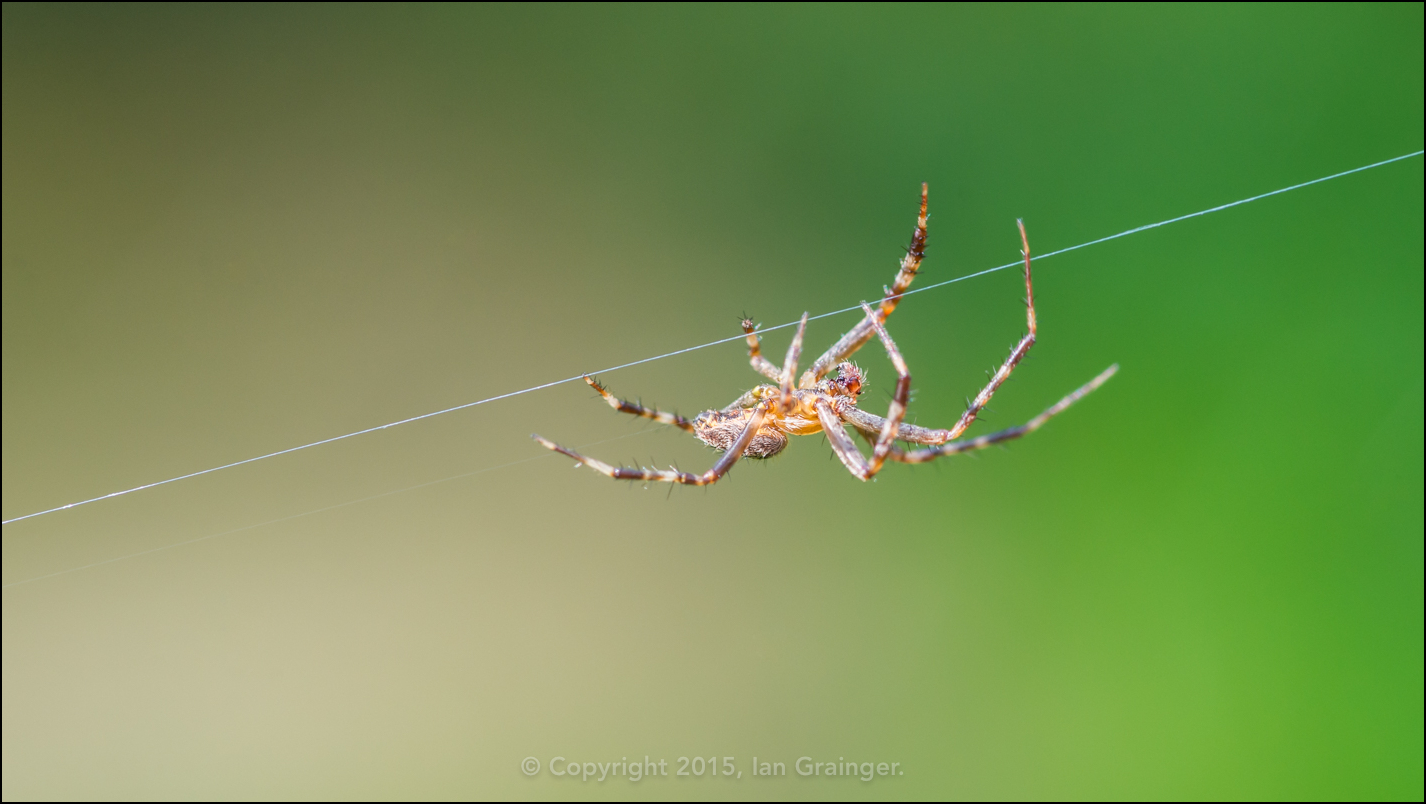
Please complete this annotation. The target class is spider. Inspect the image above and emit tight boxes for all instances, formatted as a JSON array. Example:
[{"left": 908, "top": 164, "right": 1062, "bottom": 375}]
[{"left": 533, "top": 183, "right": 1118, "bottom": 485}]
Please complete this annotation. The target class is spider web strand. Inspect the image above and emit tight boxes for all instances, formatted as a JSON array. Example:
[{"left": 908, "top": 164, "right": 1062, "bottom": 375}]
[{"left": 2, "top": 149, "right": 1421, "bottom": 526}]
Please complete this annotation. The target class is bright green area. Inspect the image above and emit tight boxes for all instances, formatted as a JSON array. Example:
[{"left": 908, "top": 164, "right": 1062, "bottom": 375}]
[{"left": 3, "top": 5, "right": 1421, "bottom": 800}]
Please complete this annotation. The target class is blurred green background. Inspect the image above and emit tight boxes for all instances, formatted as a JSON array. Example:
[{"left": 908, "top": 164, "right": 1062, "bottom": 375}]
[{"left": 3, "top": 4, "right": 1421, "bottom": 800}]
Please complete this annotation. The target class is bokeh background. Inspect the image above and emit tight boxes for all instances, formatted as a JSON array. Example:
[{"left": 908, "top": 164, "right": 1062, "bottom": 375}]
[{"left": 3, "top": 4, "right": 1421, "bottom": 800}]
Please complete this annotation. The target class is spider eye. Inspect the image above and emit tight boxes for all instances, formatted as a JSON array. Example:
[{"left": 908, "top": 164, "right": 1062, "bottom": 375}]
[{"left": 832, "top": 362, "right": 864, "bottom": 397}]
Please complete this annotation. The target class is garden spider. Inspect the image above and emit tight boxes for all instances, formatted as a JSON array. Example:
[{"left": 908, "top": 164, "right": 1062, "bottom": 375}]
[{"left": 533, "top": 184, "right": 1117, "bottom": 485}]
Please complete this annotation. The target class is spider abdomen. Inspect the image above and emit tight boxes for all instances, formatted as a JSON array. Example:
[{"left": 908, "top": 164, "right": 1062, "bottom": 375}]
[{"left": 693, "top": 409, "right": 789, "bottom": 458}]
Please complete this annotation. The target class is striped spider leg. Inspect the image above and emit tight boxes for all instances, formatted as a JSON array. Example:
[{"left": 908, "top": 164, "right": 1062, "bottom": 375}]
[
  {"left": 739, "top": 182, "right": 928, "bottom": 389},
  {"left": 799, "top": 181, "right": 929, "bottom": 387},
  {"left": 885, "top": 364, "right": 1118, "bottom": 463},
  {"left": 533, "top": 397, "right": 774, "bottom": 486},
  {"left": 945, "top": 218, "right": 1040, "bottom": 440},
  {"left": 738, "top": 310, "right": 809, "bottom": 420},
  {"left": 816, "top": 303, "right": 912, "bottom": 480},
  {"left": 837, "top": 362, "right": 1118, "bottom": 461},
  {"left": 834, "top": 221, "right": 1117, "bottom": 462},
  {"left": 583, "top": 375, "right": 695, "bottom": 432}
]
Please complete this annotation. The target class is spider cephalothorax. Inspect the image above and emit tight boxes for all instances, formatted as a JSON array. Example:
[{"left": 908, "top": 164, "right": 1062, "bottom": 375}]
[{"left": 534, "top": 183, "right": 1117, "bottom": 486}]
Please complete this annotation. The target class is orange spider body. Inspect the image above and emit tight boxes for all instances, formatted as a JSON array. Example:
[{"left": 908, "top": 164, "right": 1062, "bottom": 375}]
[{"left": 691, "top": 361, "right": 865, "bottom": 458}]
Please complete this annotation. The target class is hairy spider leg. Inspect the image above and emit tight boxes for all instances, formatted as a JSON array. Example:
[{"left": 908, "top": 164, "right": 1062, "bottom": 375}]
[
  {"left": 815, "top": 303, "right": 912, "bottom": 481},
  {"left": 801, "top": 181, "right": 928, "bottom": 388},
  {"left": 532, "top": 402, "right": 771, "bottom": 485},
  {"left": 780, "top": 312, "right": 808, "bottom": 413},
  {"left": 944, "top": 218, "right": 1039, "bottom": 439},
  {"left": 739, "top": 318, "right": 784, "bottom": 382},
  {"left": 584, "top": 375, "right": 695, "bottom": 432},
  {"left": 838, "top": 218, "right": 1048, "bottom": 446},
  {"left": 840, "top": 405, "right": 952, "bottom": 445},
  {"left": 888, "top": 363, "right": 1118, "bottom": 463}
]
